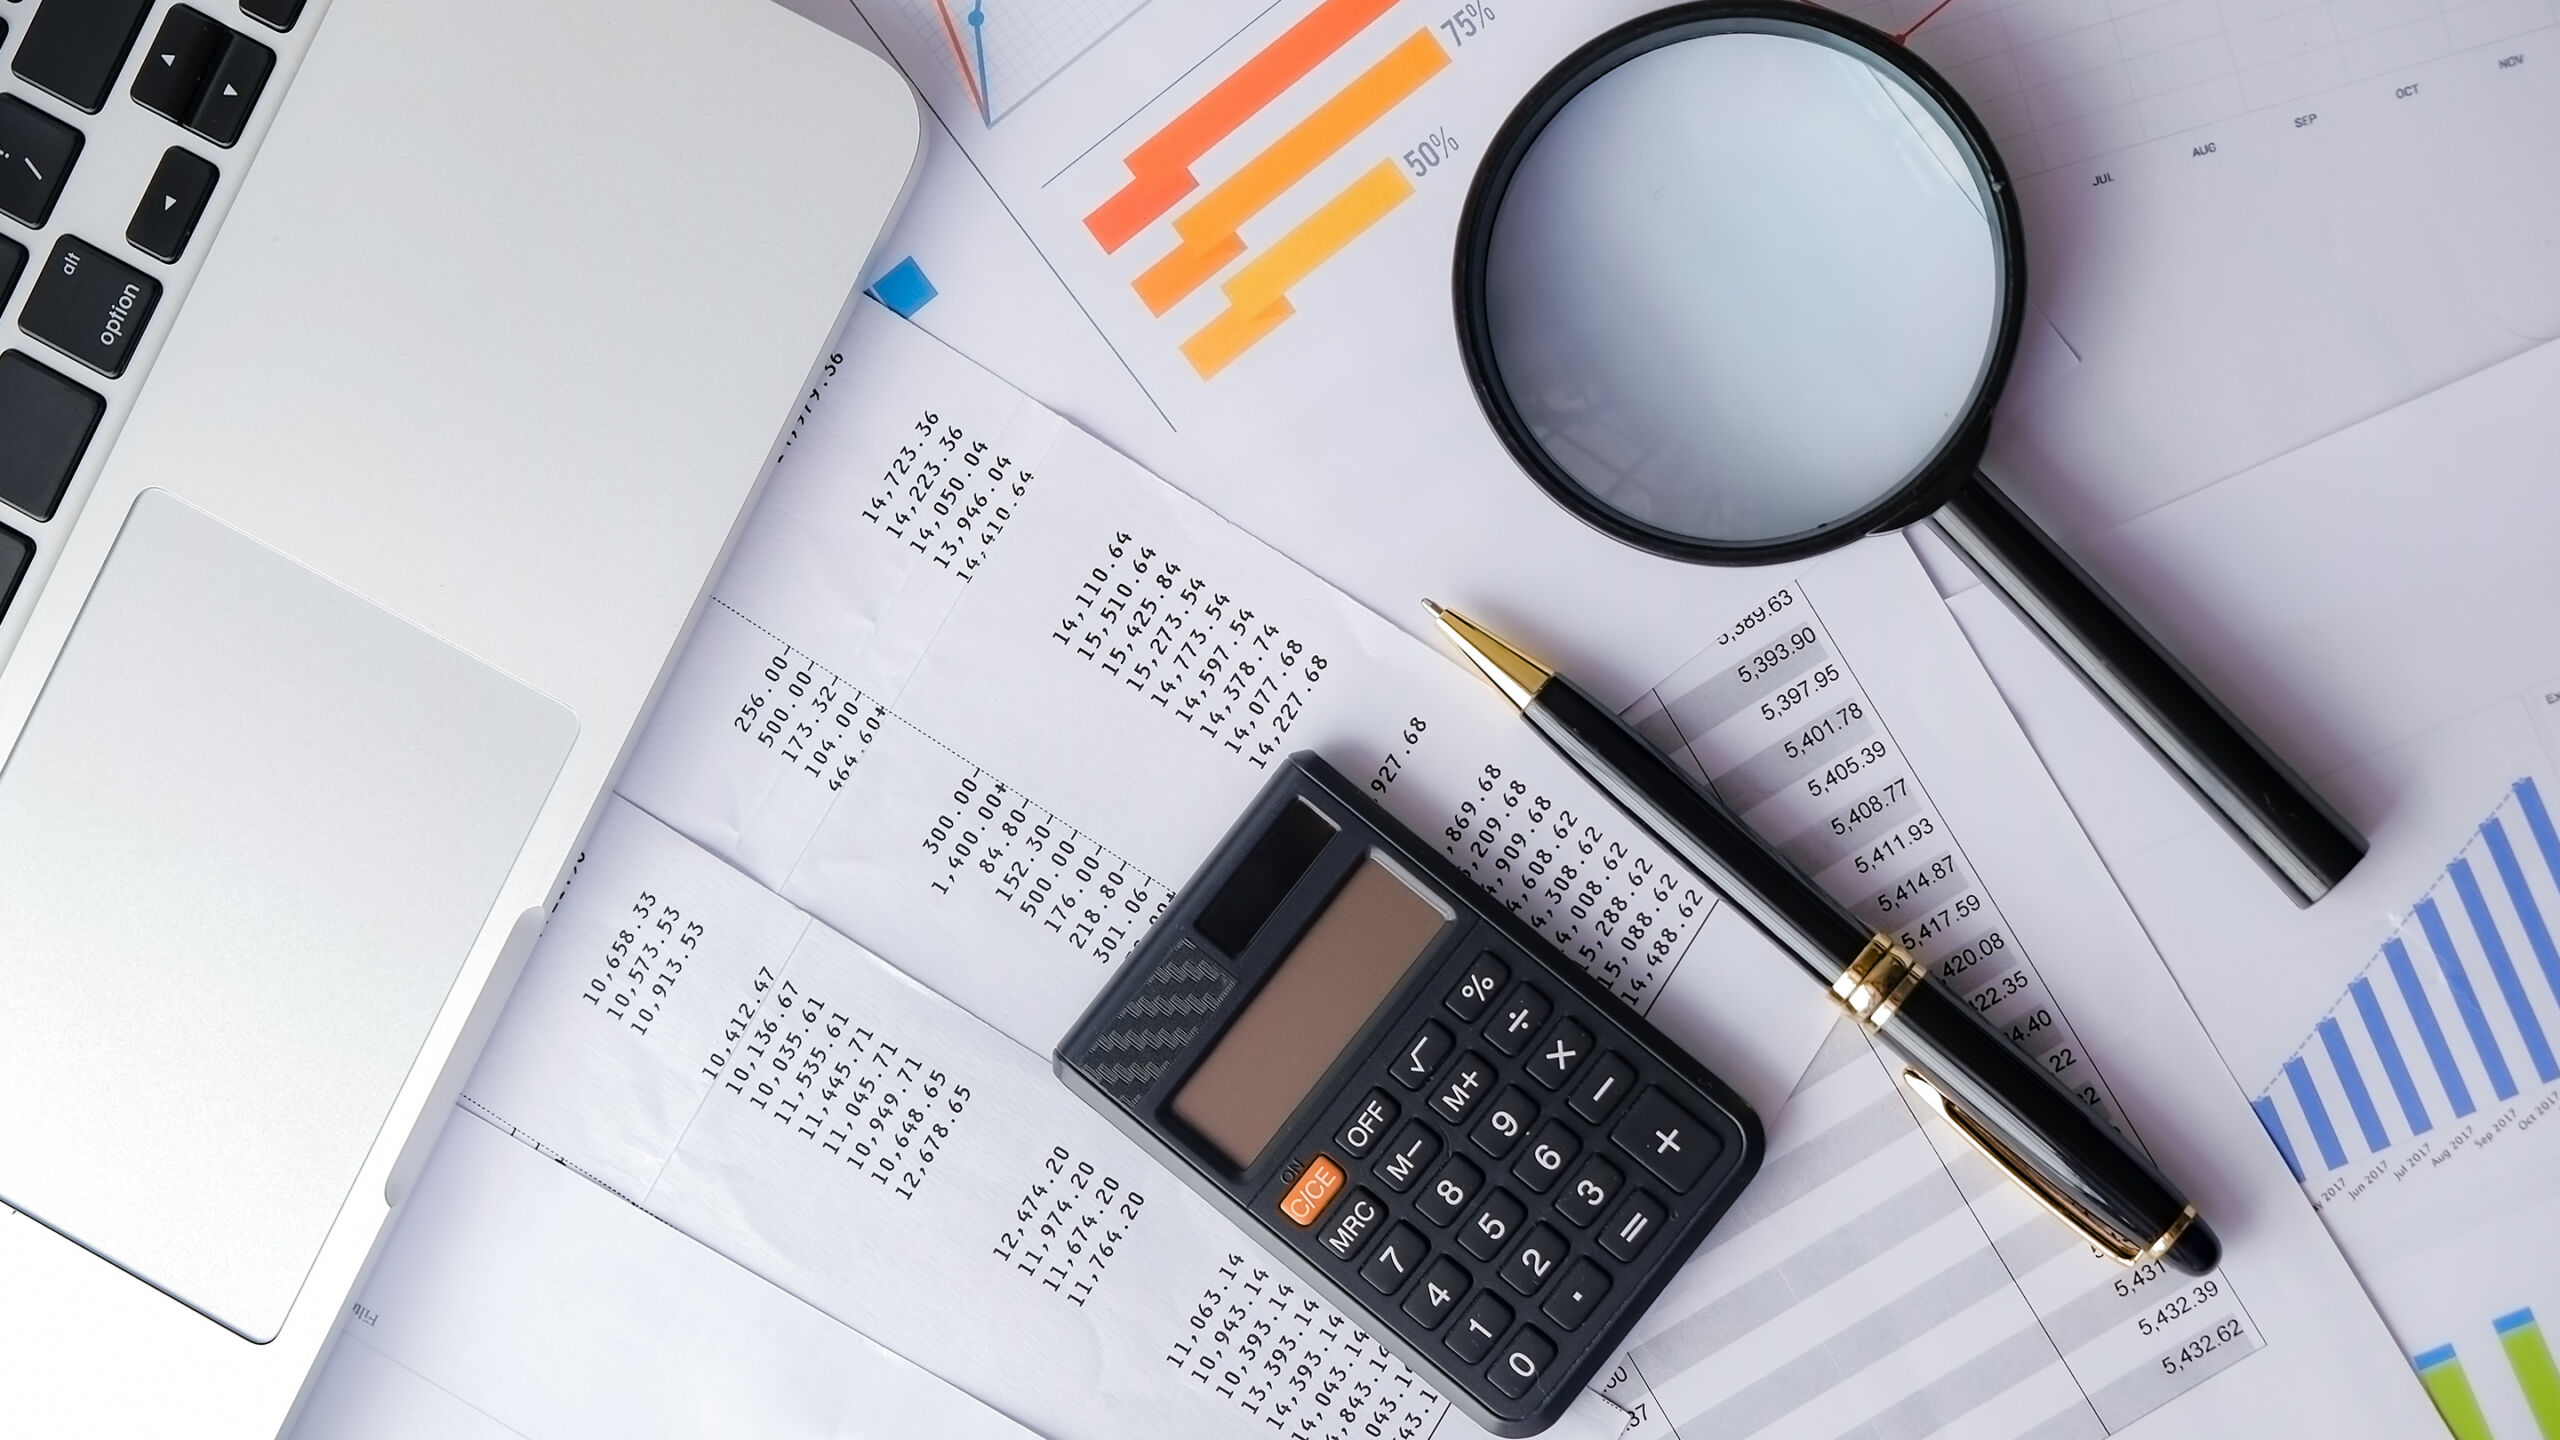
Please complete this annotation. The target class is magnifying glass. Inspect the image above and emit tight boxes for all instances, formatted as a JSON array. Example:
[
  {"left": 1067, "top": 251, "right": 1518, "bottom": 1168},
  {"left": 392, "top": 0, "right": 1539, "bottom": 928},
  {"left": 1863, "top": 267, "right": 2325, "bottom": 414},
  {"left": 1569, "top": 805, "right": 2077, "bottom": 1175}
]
[{"left": 1454, "top": 1, "right": 2364, "bottom": 905}]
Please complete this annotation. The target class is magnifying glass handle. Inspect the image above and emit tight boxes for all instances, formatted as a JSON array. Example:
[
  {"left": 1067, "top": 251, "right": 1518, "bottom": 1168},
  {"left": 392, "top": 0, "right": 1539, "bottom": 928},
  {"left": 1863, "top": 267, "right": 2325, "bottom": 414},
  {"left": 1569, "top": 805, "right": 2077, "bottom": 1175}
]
[{"left": 1928, "top": 472, "right": 2364, "bottom": 906}]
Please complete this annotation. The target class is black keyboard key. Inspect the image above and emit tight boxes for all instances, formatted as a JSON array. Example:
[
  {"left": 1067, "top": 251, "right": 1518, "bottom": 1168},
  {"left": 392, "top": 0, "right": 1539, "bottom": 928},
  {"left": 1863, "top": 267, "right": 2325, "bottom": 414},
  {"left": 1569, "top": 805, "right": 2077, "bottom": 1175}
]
[
  {"left": 1599, "top": 1190, "right": 1667, "bottom": 1261},
  {"left": 0, "top": 521, "right": 33, "bottom": 622},
  {"left": 130, "top": 5, "right": 228, "bottom": 121},
  {"left": 1511, "top": 1121, "right": 1578, "bottom": 1193},
  {"left": 0, "top": 96, "right": 83, "bottom": 227},
  {"left": 1542, "top": 1260, "right": 1611, "bottom": 1332},
  {"left": 1359, "top": 1223, "right": 1426, "bottom": 1295},
  {"left": 1447, "top": 1292, "right": 1511, "bottom": 1364},
  {"left": 1428, "top": 1052, "right": 1494, "bottom": 1124},
  {"left": 1569, "top": 1051, "right": 1637, "bottom": 1123},
  {"left": 187, "top": 31, "right": 274, "bottom": 147},
  {"left": 1336, "top": 1089, "right": 1396, "bottom": 1159},
  {"left": 1489, "top": 1326, "right": 1556, "bottom": 1399},
  {"left": 1525, "top": 1016, "right": 1594, "bottom": 1089},
  {"left": 1416, "top": 1154, "right": 1480, "bottom": 1227},
  {"left": 1499, "top": 1223, "right": 1567, "bottom": 1296},
  {"left": 21, "top": 236, "right": 162, "bottom": 378},
  {"left": 1555, "top": 1155, "right": 1623, "bottom": 1228},
  {"left": 1444, "top": 952, "right": 1508, "bottom": 1022},
  {"left": 12, "top": 0, "right": 155, "bottom": 111},
  {"left": 1458, "top": 1188, "right": 1524, "bottom": 1261},
  {"left": 1318, "top": 1188, "right": 1386, "bottom": 1261},
  {"left": 240, "top": 0, "right": 310, "bottom": 33},
  {"left": 0, "top": 234, "right": 22, "bottom": 302},
  {"left": 1485, "top": 983, "right": 1549, "bottom": 1054},
  {"left": 1372, "top": 1120, "right": 1439, "bottom": 1193},
  {"left": 1612, "top": 1086, "right": 1720, "bottom": 1192},
  {"left": 0, "top": 350, "right": 104, "bottom": 520},
  {"left": 1390, "top": 1020, "right": 1451, "bottom": 1090},
  {"left": 1401, "top": 1256, "right": 1469, "bottom": 1330},
  {"left": 126, "top": 148, "right": 219, "bottom": 263},
  {"left": 1468, "top": 1086, "right": 1537, "bottom": 1159}
]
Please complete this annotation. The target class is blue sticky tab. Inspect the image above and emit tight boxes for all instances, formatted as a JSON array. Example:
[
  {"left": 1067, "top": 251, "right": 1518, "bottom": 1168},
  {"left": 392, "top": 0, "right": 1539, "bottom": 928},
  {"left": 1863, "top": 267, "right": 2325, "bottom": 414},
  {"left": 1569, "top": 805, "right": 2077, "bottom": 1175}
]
[{"left": 868, "top": 256, "right": 938, "bottom": 318}]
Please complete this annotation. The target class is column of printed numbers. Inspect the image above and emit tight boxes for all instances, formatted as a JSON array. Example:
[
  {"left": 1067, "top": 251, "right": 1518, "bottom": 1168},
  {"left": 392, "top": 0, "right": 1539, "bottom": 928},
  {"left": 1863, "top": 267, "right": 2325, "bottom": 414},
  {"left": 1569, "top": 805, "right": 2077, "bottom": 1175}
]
[
  {"left": 725, "top": 632, "right": 893, "bottom": 796},
  {"left": 858, "top": 409, "right": 1033, "bottom": 579},
  {"left": 1684, "top": 591, "right": 2126, "bottom": 1125},
  {"left": 1052, "top": 531, "right": 1331, "bottom": 770},
  {"left": 991, "top": 1145, "right": 1147, "bottom": 1307},
  {"left": 922, "top": 768, "right": 1171, "bottom": 964},
  {"left": 1435, "top": 764, "right": 1710, "bottom": 1011},
  {"left": 582, "top": 889, "right": 702, "bottom": 1036},
  {"left": 699, "top": 967, "right": 973, "bottom": 1200},
  {"left": 1163, "top": 1254, "right": 1439, "bottom": 1439}
]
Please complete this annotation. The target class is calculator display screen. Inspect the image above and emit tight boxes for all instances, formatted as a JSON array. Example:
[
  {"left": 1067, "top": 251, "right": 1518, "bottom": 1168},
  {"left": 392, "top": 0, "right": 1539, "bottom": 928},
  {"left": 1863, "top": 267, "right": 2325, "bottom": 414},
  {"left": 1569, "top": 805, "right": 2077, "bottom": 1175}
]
[{"left": 1173, "top": 856, "right": 1450, "bottom": 1168}]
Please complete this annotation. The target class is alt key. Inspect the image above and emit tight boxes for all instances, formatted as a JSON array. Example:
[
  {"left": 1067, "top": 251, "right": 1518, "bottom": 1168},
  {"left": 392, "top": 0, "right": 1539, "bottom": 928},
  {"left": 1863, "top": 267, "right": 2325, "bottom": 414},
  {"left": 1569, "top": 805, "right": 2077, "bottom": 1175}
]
[{"left": 19, "top": 236, "right": 161, "bottom": 378}]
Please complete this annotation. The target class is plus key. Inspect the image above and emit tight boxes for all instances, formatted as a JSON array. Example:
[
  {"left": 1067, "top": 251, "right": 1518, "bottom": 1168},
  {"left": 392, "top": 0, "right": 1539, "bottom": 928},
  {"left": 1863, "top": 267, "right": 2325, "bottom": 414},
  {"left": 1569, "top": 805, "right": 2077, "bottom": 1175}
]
[{"left": 1610, "top": 1086, "right": 1719, "bottom": 1193}]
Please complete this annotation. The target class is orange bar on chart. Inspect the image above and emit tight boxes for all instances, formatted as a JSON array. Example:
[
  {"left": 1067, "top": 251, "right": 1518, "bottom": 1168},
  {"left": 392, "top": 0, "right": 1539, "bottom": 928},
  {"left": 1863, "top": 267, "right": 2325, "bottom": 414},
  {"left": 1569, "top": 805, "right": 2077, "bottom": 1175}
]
[
  {"left": 1083, "top": 0, "right": 1401, "bottom": 254},
  {"left": 1135, "top": 29, "right": 1446, "bottom": 313},
  {"left": 1182, "top": 159, "right": 1414, "bottom": 379}
]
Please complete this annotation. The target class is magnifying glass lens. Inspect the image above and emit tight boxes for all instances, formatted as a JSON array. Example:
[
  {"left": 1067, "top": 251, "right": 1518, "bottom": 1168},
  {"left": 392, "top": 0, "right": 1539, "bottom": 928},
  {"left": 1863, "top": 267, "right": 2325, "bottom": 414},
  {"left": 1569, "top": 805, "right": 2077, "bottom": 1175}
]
[{"left": 1481, "top": 31, "right": 2006, "bottom": 547}]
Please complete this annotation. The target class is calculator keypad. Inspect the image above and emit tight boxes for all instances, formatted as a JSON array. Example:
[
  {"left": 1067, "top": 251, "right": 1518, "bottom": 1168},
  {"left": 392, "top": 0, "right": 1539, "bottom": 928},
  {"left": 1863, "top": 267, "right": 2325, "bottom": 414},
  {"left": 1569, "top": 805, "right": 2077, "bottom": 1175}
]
[
  {"left": 1267, "top": 952, "right": 1746, "bottom": 1423},
  {"left": 1430, "top": 1053, "right": 1495, "bottom": 1123},
  {"left": 1470, "top": 1087, "right": 1538, "bottom": 1158},
  {"left": 1486, "top": 983, "right": 1549, "bottom": 1054},
  {"left": 1392, "top": 1021, "right": 1453, "bottom": 1089},
  {"left": 1374, "top": 1121, "right": 1439, "bottom": 1192}
]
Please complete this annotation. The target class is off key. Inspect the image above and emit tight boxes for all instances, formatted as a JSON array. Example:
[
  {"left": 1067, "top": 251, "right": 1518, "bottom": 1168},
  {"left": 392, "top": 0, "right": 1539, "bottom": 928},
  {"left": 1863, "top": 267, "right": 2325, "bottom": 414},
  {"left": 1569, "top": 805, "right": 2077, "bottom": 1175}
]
[{"left": 20, "top": 236, "right": 162, "bottom": 378}]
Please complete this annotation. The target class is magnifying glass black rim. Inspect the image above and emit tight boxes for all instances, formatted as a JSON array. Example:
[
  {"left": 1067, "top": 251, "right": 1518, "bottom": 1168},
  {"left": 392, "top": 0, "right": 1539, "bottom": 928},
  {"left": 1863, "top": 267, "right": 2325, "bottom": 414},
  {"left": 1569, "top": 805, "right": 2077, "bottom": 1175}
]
[{"left": 1452, "top": 0, "right": 2031, "bottom": 566}]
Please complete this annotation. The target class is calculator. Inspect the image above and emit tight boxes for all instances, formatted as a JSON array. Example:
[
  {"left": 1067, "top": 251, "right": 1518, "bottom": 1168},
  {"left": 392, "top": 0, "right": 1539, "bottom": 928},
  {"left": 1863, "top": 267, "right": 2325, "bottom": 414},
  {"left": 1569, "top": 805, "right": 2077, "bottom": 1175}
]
[{"left": 1055, "top": 754, "right": 1762, "bottom": 1435}]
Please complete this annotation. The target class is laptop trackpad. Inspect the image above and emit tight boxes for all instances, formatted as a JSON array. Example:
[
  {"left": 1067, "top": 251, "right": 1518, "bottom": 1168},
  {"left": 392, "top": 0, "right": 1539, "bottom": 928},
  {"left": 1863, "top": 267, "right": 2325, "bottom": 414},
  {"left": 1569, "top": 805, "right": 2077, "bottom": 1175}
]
[{"left": 0, "top": 491, "right": 576, "bottom": 1342}]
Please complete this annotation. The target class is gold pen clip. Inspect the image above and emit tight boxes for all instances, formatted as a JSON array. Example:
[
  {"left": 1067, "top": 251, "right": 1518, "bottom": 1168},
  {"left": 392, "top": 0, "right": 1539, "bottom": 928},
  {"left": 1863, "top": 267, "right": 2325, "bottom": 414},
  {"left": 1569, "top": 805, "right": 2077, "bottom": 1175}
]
[{"left": 1897, "top": 1069, "right": 2197, "bottom": 1268}]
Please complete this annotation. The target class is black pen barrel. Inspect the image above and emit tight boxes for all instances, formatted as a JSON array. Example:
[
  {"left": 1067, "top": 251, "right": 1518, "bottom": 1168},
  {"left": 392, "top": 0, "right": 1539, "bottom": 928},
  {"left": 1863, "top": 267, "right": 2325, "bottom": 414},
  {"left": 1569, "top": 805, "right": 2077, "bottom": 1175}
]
[
  {"left": 1522, "top": 674, "right": 2218, "bottom": 1275},
  {"left": 1882, "top": 980, "right": 2220, "bottom": 1274},
  {"left": 1526, "top": 678, "right": 1872, "bottom": 980}
]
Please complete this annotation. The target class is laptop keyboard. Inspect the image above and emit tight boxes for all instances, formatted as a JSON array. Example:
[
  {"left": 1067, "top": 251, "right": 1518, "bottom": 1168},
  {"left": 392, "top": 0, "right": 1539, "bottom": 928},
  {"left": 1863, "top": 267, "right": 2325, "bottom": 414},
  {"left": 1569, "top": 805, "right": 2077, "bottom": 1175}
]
[{"left": 0, "top": 0, "right": 299, "bottom": 634}]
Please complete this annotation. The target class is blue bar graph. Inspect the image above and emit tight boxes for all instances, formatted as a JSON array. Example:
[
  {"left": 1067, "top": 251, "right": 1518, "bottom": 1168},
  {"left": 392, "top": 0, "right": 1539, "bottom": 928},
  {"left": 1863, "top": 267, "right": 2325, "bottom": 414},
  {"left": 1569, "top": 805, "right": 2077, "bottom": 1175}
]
[
  {"left": 2317, "top": 1017, "right": 2392, "bottom": 1151},
  {"left": 2452, "top": 857, "right": 2559, "bottom": 1082},
  {"left": 2389, "top": 936, "right": 2476, "bottom": 1119},
  {"left": 2350, "top": 975, "right": 2431, "bottom": 1134},
  {"left": 2259, "top": 777, "right": 2560, "bottom": 1180},
  {"left": 2252, "top": 1097, "right": 2303, "bottom": 1181},
  {"left": 2485, "top": 817, "right": 2560, "bottom": 1013},
  {"left": 2284, "top": 1056, "right": 2348, "bottom": 1169},
  {"left": 2420, "top": 897, "right": 2519, "bottom": 1101}
]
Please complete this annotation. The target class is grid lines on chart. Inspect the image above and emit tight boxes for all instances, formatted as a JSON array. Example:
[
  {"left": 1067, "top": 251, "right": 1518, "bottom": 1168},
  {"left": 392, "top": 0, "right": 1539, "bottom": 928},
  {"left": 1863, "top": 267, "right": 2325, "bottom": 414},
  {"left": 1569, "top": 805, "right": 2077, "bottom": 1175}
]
[
  {"left": 890, "top": 0, "right": 1159, "bottom": 124},
  {"left": 1839, "top": 0, "right": 2557, "bottom": 174}
]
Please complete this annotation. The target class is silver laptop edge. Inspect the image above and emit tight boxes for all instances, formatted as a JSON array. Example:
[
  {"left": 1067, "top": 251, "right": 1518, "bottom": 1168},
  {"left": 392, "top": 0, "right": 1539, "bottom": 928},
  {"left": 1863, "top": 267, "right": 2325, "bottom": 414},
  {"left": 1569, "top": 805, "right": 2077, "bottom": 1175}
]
[{"left": 0, "top": 0, "right": 920, "bottom": 1429}]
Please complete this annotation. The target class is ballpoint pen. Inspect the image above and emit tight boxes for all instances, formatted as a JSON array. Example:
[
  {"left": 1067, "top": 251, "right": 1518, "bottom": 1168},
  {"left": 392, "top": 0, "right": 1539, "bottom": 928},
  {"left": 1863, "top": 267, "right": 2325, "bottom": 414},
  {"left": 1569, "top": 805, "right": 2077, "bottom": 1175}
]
[{"left": 1425, "top": 601, "right": 2222, "bottom": 1275}]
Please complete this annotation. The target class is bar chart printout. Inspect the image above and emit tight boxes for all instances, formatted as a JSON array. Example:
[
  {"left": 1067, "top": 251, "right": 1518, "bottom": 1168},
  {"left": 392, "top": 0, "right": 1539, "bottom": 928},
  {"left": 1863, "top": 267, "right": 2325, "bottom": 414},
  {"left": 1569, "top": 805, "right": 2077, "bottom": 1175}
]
[
  {"left": 1079, "top": 0, "right": 1461, "bottom": 378},
  {"left": 2413, "top": 1309, "right": 2560, "bottom": 1440},
  {"left": 2250, "top": 777, "right": 2560, "bottom": 1203},
  {"left": 885, "top": 0, "right": 1159, "bottom": 125}
]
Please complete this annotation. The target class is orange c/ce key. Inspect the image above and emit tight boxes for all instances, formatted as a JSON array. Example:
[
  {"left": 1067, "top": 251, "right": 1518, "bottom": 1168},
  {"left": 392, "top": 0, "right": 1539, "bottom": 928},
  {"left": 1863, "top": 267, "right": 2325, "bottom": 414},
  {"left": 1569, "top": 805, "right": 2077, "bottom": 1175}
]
[{"left": 1278, "top": 1154, "right": 1345, "bottom": 1226}]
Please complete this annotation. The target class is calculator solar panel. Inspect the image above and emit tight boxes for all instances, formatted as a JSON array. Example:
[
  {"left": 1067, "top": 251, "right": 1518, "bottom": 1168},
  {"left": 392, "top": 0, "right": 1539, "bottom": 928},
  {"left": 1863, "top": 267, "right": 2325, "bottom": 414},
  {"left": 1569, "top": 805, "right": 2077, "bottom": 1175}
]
[{"left": 1056, "top": 753, "right": 1762, "bottom": 1435}]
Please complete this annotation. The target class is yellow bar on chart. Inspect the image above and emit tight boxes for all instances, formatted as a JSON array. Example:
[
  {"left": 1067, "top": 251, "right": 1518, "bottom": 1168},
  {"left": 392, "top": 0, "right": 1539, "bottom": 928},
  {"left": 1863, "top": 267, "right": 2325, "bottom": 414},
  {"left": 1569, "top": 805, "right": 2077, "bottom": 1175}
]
[
  {"left": 1182, "top": 159, "right": 1414, "bottom": 379},
  {"left": 1134, "top": 29, "right": 1446, "bottom": 314}
]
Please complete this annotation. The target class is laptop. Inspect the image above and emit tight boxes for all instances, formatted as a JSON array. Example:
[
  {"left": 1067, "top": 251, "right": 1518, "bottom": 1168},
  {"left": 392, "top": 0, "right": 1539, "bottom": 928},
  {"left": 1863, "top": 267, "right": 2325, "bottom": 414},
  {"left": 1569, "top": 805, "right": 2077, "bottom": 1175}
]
[{"left": 0, "top": 0, "right": 918, "bottom": 1430}]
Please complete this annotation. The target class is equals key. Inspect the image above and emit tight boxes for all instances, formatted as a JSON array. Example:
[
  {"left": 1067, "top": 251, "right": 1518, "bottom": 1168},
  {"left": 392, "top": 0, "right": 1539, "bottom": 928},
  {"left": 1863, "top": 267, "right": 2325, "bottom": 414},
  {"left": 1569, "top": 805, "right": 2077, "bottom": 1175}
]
[{"left": 21, "top": 237, "right": 163, "bottom": 379}]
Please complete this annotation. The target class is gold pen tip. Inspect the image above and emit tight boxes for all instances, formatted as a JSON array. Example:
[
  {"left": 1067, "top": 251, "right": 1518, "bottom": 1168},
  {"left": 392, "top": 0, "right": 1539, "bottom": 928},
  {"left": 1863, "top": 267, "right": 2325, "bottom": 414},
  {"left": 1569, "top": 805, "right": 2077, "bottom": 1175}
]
[{"left": 1423, "top": 602, "right": 1550, "bottom": 711}]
